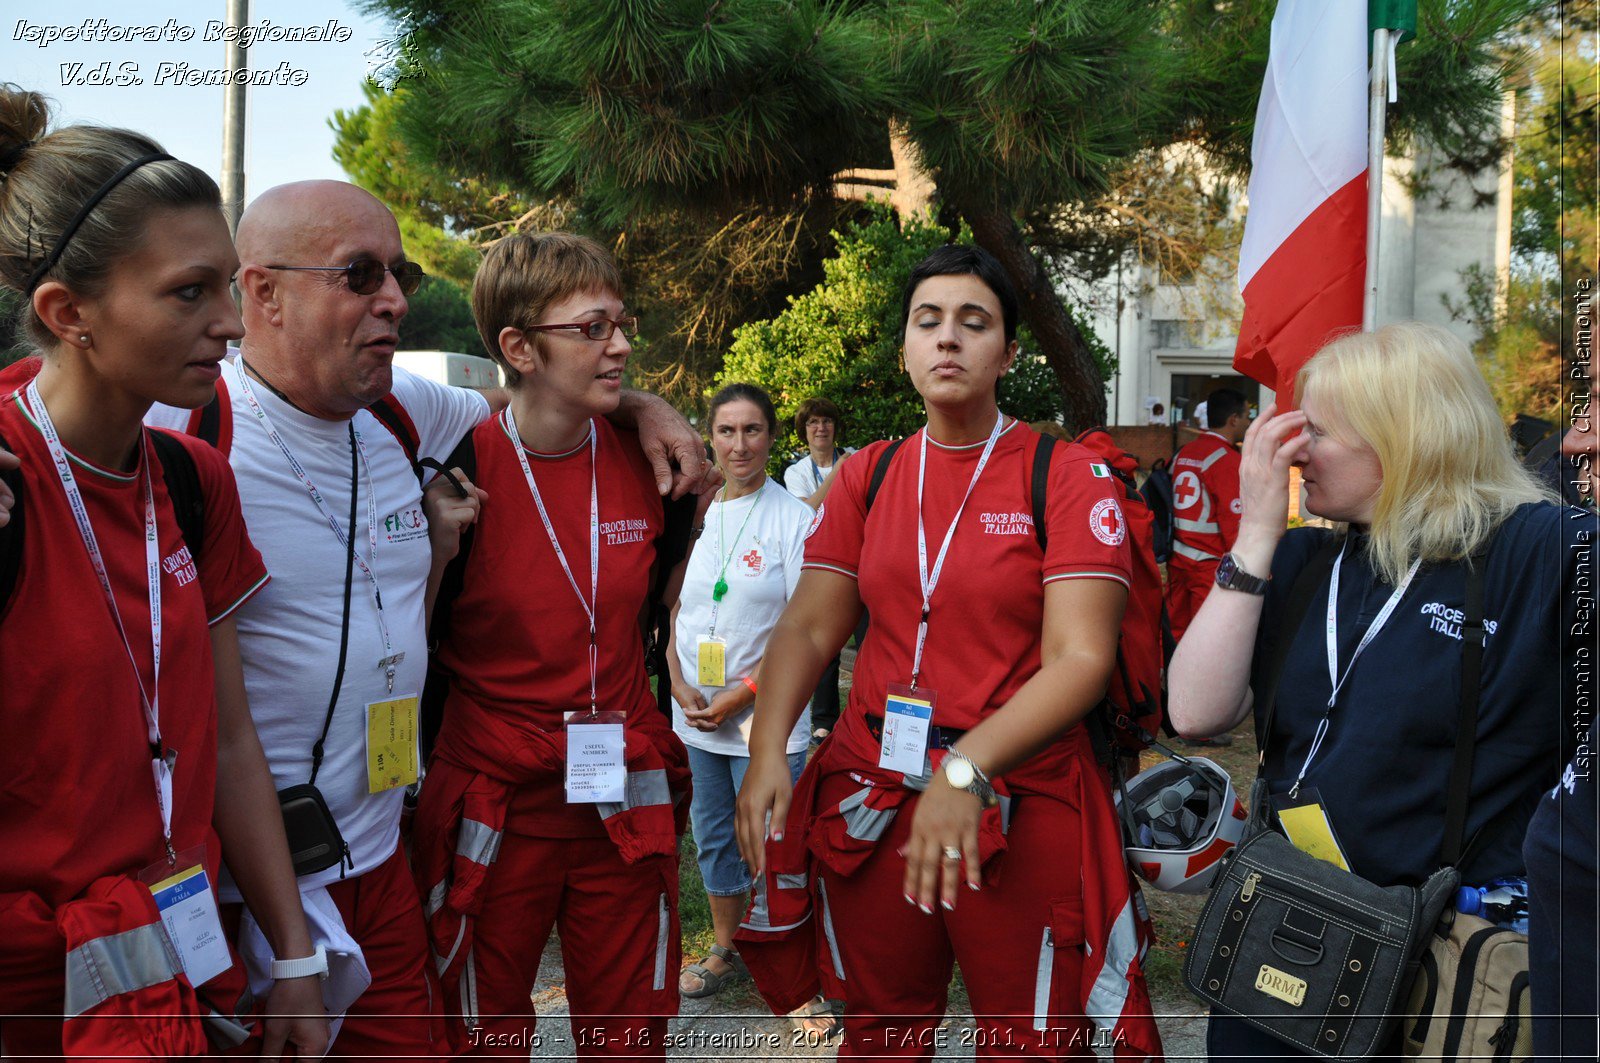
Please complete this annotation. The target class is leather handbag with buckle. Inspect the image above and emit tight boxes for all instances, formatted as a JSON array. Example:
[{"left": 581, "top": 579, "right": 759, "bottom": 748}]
[{"left": 1184, "top": 538, "right": 1489, "bottom": 1060}]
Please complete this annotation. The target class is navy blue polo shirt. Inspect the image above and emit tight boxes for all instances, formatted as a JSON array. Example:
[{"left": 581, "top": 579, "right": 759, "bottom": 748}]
[
  {"left": 1524, "top": 759, "right": 1598, "bottom": 1063},
  {"left": 1249, "top": 501, "right": 1596, "bottom": 887}
]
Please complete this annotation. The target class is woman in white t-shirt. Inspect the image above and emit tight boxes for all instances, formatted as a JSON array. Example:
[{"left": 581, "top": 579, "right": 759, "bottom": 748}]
[{"left": 668, "top": 383, "right": 814, "bottom": 1000}]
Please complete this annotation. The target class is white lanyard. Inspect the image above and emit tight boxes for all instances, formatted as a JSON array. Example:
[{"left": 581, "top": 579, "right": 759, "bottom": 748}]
[
  {"left": 23, "top": 382, "right": 175, "bottom": 862},
  {"left": 1290, "top": 541, "right": 1422, "bottom": 796},
  {"left": 910, "top": 415, "right": 1005, "bottom": 688},
  {"left": 236, "top": 366, "right": 403, "bottom": 691},
  {"left": 708, "top": 485, "right": 761, "bottom": 636},
  {"left": 505, "top": 407, "right": 601, "bottom": 714}
]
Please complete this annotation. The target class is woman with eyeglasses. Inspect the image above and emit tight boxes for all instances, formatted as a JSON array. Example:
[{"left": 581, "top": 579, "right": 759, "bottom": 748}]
[
  {"left": 0, "top": 87, "right": 325, "bottom": 1057},
  {"left": 411, "top": 232, "right": 692, "bottom": 1057}
]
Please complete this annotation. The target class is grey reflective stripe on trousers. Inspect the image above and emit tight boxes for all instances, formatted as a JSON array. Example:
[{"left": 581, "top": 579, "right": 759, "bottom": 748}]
[
  {"left": 456, "top": 817, "right": 503, "bottom": 868},
  {"left": 1174, "top": 516, "right": 1220, "bottom": 534},
  {"left": 599, "top": 769, "right": 672, "bottom": 820},
  {"left": 816, "top": 878, "right": 846, "bottom": 981},
  {"left": 1084, "top": 897, "right": 1140, "bottom": 1034},
  {"left": 739, "top": 872, "right": 811, "bottom": 934},
  {"left": 1171, "top": 540, "right": 1219, "bottom": 562},
  {"left": 63, "top": 921, "right": 184, "bottom": 1018},
  {"left": 837, "top": 787, "right": 896, "bottom": 842},
  {"left": 1032, "top": 926, "right": 1054, "bottom": 1031},
  {"left": 652, "top": 893, "right": 670, "bottom": 991}
]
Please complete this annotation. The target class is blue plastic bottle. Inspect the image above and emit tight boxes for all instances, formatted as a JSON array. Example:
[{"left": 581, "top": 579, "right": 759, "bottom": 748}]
[{"left": 1455, "top": 877, "right": 1530, "bottom": 934}]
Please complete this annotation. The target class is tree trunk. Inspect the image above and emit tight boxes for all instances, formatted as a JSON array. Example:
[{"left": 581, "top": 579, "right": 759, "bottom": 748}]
[{"left": 965, "top": 206, "right": 1107, "bottom": 432}]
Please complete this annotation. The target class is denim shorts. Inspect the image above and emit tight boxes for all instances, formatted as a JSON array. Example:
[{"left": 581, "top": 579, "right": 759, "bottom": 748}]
[{"left": 686, "top": 745, "right": 807, "bottom": 896}]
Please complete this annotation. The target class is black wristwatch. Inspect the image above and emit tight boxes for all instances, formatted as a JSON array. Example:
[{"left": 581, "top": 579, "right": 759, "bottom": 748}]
[{"left": 1215, "top": 552, "right": 1270, "bottom": 595}]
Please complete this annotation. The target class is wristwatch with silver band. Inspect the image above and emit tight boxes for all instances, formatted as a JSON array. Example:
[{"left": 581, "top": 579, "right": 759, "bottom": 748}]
[
  {"left": 941, "top": 749, "right": 999, "bottom": 807},
  {"left": 1214, "top": 552, "right": 1270, "bottom": 595}
]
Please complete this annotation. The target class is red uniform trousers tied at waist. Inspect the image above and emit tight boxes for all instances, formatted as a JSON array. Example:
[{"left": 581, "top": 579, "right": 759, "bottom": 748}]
[
  {"left": 735, "top": 740, "right": 1013, "bottom": 1015},
  {"left": 0, "top": 874, "right": 235, "bottom": 1061},
  {"left": 1165, "top": 553, "right": 1218, "bottom": 643},
  {"left": 412, "top": 715, "right": 690, "bottom": 1030},
  {"left": 736, "top": 740, "right": 1164, "bottom": 1061}
]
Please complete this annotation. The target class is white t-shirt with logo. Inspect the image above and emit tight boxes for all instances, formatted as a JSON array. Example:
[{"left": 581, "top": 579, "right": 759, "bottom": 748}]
[
  {"left": 672, "top": 477, "right": 813, "bottom": 756},
  {"left": 148, "top": 360, "right": 489, "bottom": 887}
]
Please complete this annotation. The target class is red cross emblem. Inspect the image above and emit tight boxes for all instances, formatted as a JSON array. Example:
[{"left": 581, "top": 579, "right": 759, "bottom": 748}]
[
  {"left": 1172, "top": 470, "right": 1203, "bottom": 512},
  {"left": 1090, "top": 498, "right": 1126, "bottom": 546},
  {"left": 741, "top": 548, "right": 764, "bottom": 574}
]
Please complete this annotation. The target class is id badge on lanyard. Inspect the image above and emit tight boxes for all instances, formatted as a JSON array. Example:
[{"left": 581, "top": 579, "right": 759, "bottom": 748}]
[
  {"left": 366, "top": 694, "right": 421, "bottom": 793},
  {"left": 565, "top": 710, "right": 628, "bottom": 803},
  {"left": 879, "top": 683, "right": 936, "bottom": 775},
  {"left": 139, "top": 844, "right": 232, "bottom": 987},
  {"left": 696, "top": 635, "right": 728, "bottom": 687}
]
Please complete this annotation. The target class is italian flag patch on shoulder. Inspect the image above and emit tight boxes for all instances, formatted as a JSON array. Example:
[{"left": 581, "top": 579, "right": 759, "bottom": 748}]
[{"left": 1089, "top": 463, "right": 1111, "bottom": 478}]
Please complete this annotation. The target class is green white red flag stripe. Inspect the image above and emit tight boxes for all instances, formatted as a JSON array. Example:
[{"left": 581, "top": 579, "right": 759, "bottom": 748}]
[{"left": 1234, "top": 0, "right": 1369, "bottom": 400}]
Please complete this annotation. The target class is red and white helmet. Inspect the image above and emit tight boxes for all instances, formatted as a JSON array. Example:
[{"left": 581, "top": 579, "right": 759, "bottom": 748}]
[{"left": 1116, "top": 756, "right": 1247, "bottom": 894}]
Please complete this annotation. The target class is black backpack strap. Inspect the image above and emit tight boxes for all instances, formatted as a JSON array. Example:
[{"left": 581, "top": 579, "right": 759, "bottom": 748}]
[
  {"left": 864, "top": 437, "right": 908, "bottom": 513},
  {"left": 187, "top": 390, "right": 224, "bottom": 448},
  {"left": 147, "top": 429, "right": 205, "bottom": 562},
  {"left": 1031, "top": 434, "right": 1057, "bottom": 550},
  {"left": 1441, "top": 544, "right": 1490, "bottom": 868},
  {"left": 422, "top": 433, "right": 479, "bottom": 643},
  {"left": 365, "top": 394, "right": 424, "bottom": 484},
  {"left": 1253, "top": 536, "right": 1342, "bottom": 763},
  {"left": 0, "top": 429, "right": 21, "bottom": 618}
]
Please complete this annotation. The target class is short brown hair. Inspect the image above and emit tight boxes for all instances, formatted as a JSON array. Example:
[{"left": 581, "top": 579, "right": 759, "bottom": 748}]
[
  {"left": 794, "top": 397, "right": 843, "bottom": 440},
  {"left": 470, "top": 231, "right": 623, "bottom": 387}
]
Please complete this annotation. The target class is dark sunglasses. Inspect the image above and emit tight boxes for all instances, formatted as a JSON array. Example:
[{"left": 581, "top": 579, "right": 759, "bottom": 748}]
[
  {"left": 524, "top": 316, "right": 639, "bottom": 342},
  {"left": 265, "top": 258, "right": 425, "bottom": 296}
]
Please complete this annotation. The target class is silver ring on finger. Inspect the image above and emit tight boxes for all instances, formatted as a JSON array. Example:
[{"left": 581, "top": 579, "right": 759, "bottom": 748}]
[{"left": 942, "top": 846, "right": 961, "bottom": 861}]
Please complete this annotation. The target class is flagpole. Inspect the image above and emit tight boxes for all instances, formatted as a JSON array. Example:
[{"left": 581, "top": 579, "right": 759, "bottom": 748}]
[{"left": 1363, "top": 27, "right": 1391, "bottom": 332}]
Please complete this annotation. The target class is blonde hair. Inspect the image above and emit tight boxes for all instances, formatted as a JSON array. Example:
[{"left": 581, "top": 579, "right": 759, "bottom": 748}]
[
  {"left": 470, "top": 231, "right": 623, "bottom": 387},
  {"left": 1296, "top": 322, "right": 1551, "bottom": 586}
]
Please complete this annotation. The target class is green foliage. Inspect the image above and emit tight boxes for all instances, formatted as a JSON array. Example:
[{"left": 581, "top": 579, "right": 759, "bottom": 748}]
[
  {"left": 400, "top": 276, "right": 484, "bottom": 355},
  {"left": 719, "top": 205, "right": 1093, "bottom": 456}
]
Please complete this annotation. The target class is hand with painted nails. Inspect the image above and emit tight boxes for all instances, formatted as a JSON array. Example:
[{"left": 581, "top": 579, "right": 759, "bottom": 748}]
[
  {"left": 901, "top": 772, "right": 982, "bottom": 914},
  {"left": 735, "top": 745, "right": 794, "bottom": 880}
]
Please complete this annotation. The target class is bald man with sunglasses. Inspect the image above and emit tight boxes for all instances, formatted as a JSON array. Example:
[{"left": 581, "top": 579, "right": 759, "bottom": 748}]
[{"left": 142, "top": 180, "right": 709, "bottom": 1056}]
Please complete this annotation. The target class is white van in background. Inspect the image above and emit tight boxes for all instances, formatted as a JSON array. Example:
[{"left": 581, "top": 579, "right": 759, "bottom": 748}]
[{"left": 393, "top": 350, "right": 502, "bottom": 390}]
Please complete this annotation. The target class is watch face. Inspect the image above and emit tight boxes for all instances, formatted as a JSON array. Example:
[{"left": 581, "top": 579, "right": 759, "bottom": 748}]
[
  {"left": 1217, "top": 554, "right": 1238, "bottom": 583},
  {"left": 945, "top": 757, "right": 975, "bottom": 789}
]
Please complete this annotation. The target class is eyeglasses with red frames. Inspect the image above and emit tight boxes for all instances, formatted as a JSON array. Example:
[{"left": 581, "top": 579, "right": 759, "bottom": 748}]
[
  {"left": 264, "top": 257, "right": 425, "bottom": 296},
  {"left": 524, "top": 316, "right": 639, "bottom": 342}
]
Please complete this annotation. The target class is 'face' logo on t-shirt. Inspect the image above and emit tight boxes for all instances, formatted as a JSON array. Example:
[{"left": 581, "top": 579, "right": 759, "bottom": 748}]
[
  {"left": 980, "top": 510, "right": 1035, "bottom": 536},
  {"left": 162, "top": 545, "right": 197, "bottom": 587},
  {"left": 602, "top": 517, "right": 649, "bottom": 546},
  {"left": 383, "top": 506, "right": 429, "bottom": 544}
]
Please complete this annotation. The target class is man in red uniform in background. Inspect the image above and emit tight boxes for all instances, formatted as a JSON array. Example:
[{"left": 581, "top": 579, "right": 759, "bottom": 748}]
[{"left": 1165, "top": 387, "right": 1249, "bottom": 643}]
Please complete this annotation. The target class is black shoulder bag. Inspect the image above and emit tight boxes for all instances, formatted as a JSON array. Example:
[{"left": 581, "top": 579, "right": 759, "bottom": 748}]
[
  {"left": 275, "top": 423, "right": 358, "bottom": 878},
  {"left": 1184, "top": 539, "right": 1486, "bottom": 1060}
]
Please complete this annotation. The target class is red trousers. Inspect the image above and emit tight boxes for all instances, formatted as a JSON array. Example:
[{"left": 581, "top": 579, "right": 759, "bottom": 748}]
[
  {"left": 464, "top": 831, "right": 679, "bottom": 1060},
  {"left": 1164, "top": 555, "right": 1217, "bottom": 644},
  {"left": 223, "top": 842, "right": 444, "bottom": 1059},
  {"left": 813, "top": 775, "right": 1098, "bottom": 1060}
]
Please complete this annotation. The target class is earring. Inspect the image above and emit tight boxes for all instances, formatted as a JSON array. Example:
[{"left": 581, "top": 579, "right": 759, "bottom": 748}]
[{"left": 78, "top": 334, "right": 90, "bottom": 345}]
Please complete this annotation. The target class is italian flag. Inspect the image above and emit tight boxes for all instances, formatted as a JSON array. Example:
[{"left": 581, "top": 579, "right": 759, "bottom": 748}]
[{"left": 1233, "top": 0, "right": 1371, "bottom": 400}]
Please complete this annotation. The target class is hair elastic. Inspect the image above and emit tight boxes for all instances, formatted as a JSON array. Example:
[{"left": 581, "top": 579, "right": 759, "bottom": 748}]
[
  {"left": 24, "top": 152, "right": 173, "bottom": 293},
  {"left": 0, "top": 138, "right": 34, "bottom": 172}
]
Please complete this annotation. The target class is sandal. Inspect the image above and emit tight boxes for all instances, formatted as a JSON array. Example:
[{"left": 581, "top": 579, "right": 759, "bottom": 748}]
[
  {"left": 788, "top": 994, "right": 839, "bottom": 1039},
  {"left": 679, "top": 943, "right": 746, "bottom": 998}
]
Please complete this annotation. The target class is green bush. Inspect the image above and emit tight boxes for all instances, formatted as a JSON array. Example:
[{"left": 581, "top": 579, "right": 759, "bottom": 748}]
[{"left": 717, "top": 205, "right": 1103, "bottom": 466}]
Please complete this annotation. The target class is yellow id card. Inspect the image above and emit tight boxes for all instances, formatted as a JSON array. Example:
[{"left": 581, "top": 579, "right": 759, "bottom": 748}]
[
  {"left": 697, "top": 636, "right": 727, "bottom": 687},
  {"left": 1274, "top": 790, "right": 1352, "bottom": 872},
  {"left": 367, "top": 695, "right": 420, "bottom": 794}
]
